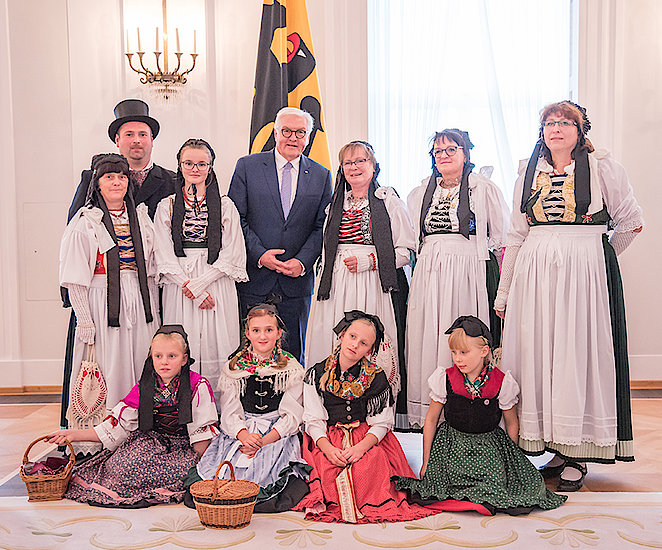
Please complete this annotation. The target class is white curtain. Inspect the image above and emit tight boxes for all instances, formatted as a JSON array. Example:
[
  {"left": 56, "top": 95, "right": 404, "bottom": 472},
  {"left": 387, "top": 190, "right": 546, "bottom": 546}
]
[{"left": 368, "top": 0, "right": 575, "bottom": 205}]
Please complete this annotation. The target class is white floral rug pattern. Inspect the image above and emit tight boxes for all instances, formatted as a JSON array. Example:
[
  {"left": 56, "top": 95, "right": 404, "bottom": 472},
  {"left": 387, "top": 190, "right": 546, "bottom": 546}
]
[{"left": 1, "top": 493, "right": 661, "bottom": 549}]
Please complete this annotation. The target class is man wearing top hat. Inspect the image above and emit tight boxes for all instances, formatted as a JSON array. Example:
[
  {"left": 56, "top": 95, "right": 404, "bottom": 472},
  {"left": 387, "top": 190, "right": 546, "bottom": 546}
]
[{"left": 67, "top": 99, "right": 175, "bottom": 222}]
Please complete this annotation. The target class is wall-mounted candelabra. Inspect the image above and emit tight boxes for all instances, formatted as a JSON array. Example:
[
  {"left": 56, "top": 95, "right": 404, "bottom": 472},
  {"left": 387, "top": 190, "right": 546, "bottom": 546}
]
[{"left": 124, "top": 0, "right": 198, "bottom": 100}]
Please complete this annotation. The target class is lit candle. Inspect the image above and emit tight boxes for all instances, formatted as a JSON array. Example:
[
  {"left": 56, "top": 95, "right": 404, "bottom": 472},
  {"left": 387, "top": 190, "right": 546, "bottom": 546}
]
[
  {"left": 175, "top": 28, "right": 180, "bottom": 52},
  {"left": 193, "top": 30, "right": 197, "bottom": 53},
  {"left": 126, "top": 29, "right": 130, "bottom": 52},
  {"left": 155, "top": 27, "right": 159, "bottom": 51},
  {"left": 137, "top": 27, "right": 141, "bottom": 51}
]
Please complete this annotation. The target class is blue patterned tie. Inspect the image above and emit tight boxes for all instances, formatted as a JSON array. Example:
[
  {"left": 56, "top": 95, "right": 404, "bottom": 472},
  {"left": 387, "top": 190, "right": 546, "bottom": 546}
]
[{"left": 281, "top": 162, "right": 292, "bottom": 218}]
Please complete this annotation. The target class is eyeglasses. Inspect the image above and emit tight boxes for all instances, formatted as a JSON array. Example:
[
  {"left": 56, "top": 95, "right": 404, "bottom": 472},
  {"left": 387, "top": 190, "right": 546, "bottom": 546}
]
[
  {"left": 432, "top": 146, "right": 463, "bottom": 158},
  {"left": 279, "top": 127, "right": 307, "bottom": 139},
  {"left": 181, "top": 160, "right": 210, "bottom": 170},
  {"left": 544, "top": 120, "right": 576, "bottom": 128},
  {"left": 342, "top": 158, "right": 369, "bottom": 169}
]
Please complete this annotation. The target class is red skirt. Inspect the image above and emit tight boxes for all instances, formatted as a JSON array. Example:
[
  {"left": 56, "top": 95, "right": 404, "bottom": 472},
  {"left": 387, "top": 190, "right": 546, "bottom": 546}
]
[{"left": 294, "top": 423, "right": 475, "bottom": 523}]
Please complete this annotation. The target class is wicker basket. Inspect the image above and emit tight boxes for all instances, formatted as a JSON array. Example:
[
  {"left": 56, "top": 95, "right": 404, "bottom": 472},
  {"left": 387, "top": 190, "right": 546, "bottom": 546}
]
[
  {"left": 20, "top": 435, "right": 75, "bottom": 502},
  {"left": 190, "top": 460, "right": 260, "bottom": 529}
]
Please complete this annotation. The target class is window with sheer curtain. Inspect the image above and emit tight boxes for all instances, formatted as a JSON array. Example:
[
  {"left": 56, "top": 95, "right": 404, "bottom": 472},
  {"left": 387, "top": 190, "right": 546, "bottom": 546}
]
[{"left": 367, "top": 0, "right": 577, "bottom": 205}]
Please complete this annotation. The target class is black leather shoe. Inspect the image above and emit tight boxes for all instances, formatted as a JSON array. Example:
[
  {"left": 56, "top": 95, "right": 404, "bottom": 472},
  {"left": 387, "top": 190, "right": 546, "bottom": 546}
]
[
  {"left": 557, "top": 462, "right": 587, "bottom": 492},
  {"left": 540, "top": 459, "right": 566, "bottom": 479}
]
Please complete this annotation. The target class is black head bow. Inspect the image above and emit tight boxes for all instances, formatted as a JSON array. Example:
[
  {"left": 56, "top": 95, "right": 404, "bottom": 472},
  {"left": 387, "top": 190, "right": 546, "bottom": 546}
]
[
  {"left": 138, "top": 324, "right": 195, "bottom": 432},
  {"left": 564, "top": 100, "right": 591, "bottom": 137},
  {"left": 445, "top": 315, "right": 493, "bottom": 349},
  {"left": 333, "top": 310, "right": 385, "bottom": 352}
]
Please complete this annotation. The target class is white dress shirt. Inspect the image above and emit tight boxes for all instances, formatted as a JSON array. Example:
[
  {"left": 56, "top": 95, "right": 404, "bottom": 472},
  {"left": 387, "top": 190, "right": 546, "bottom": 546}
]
[{"left": 274, "top": 148, "right": 301, "bottom": 210}]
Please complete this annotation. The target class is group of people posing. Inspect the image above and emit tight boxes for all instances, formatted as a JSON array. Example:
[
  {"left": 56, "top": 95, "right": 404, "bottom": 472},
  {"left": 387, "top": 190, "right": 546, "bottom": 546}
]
[{"left": 48, "top": 97, "right": 643, "bottom": 522}]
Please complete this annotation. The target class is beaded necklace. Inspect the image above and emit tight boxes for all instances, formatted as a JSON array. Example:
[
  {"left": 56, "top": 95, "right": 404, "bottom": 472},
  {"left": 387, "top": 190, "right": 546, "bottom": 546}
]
[
  {"left": 108, "top": 202, "right": 127, "bottom": 218},
  {"left": 346, "top": 191, "right": 368, "bottom": 211}
]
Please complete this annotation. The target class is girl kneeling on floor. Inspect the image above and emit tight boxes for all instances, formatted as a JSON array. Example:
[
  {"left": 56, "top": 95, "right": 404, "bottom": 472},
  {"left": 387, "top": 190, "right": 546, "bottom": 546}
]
[
  {"left": 46, "top": 325, "right": 218, "bottom": 508},
  {"left": 395, "top": 316, "right": 566, "bottom": 515},
  {"left": 187, "top": 304, "right": 310, "bottom": 512},
  {"left": 295, "top": 311, "right": 443, "bottom": 523}
]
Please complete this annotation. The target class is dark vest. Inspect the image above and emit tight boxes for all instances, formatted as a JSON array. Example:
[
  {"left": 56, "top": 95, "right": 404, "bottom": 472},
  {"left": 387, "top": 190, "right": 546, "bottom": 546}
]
[
  {"left": 240, "top": 375, "right": 283, "bottom": 414},
  {"left": 309, "top": 360, "right": 392, "bottom": 427},
  {"left": 444, "top": 366, "right": 505, "bottom": 434}
]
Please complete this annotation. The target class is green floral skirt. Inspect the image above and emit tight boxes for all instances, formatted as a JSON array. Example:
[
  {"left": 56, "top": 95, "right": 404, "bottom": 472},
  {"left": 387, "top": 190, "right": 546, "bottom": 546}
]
[{"left": 395, "top": 423, "right": 566, "bottom": 514}]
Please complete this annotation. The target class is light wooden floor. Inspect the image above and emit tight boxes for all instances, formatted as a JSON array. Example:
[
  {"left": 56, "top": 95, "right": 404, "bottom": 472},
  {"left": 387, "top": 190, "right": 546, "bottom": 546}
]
[{"left": 1, "top": 397, "right": 660, "bottom": 491}]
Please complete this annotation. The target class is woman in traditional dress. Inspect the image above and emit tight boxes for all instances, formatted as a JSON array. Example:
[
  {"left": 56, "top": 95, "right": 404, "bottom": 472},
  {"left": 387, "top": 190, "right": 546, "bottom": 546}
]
[
  {"left": 406, "top": 129, "right": 509, "bottom": 428},
  {"left": 187, "top": 304, "right": 310, "bottom": 512},
  {"left": 153, "top": 139, "right": 247, "bottom": 400},
  {"left": 46, "top": 325, "right": 218, "bottom": 507},
  {"left": 305, "top": 141, "right": 415, "bottom": 401},
  {"left": 60, "top": 153, "right": 159, "bottom": 452},
  {"left": 495, "top": 101, "right": 644, "bottom": 490}
]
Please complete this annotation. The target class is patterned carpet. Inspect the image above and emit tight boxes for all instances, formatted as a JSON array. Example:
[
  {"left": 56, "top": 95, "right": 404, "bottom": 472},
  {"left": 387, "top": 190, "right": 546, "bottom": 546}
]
[{"left": 1, "top": 492, "right": 661, "bottom": 549}]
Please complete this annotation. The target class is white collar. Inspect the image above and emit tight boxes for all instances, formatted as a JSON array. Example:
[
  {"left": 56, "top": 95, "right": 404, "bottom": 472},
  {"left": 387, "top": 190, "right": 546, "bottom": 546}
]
[{"left": 275, "top": 148, "right": 301, "bottom": 172}]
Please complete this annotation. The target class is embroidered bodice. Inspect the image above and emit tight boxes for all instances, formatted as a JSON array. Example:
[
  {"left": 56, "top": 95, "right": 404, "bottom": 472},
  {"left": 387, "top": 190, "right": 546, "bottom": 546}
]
[
  {"left": 182, "top": 198, "right": 208, "bottom": 245},
  {"left": 111, "top": 208, "right": 137, "bottom": 271},
  {"left": 525, "top": 172, "right": 609, "bottom": 226},
  {"left": 339, "top": 195, "right": 372, "bottom": 244},
  {"left": 423, "top": 184, "right": 476, "bottom": 235}
]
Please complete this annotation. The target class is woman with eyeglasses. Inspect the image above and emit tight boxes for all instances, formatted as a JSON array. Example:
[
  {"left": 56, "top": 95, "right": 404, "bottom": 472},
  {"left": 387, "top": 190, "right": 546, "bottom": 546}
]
[
  {"left": 495, "top": 101, "right": 644, "bottom": 491},
  {"left": 406, "top": 129, "right": 509, "bottom": 429},
  {"left": 305, "top": 141, "right": 416, "bottom": 400},
  {"left": 153, "top": 139, "right": 248, "bottom": 401}
]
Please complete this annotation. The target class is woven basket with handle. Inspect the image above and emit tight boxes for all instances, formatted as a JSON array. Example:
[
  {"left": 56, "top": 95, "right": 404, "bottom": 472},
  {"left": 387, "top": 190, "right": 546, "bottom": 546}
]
[
  {"left": 20, "top": 435, "right": 75, "bottom": 501},
  {"left": 190, "top": 460, "right": 260, "bottom": 529}
]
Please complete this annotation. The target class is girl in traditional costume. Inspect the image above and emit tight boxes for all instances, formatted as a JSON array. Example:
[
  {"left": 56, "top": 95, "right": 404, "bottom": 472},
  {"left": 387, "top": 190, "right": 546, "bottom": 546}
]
[
  {"left": 46, "top": 325, "right": 218, "bottom": 508},
  {"left": 154, "top": 139, "right": 247, "bottom": 400},
  {"left": 396, "top": 316, "right": 566, "bottom": 515},
  {"left": 188, "top": 304, "right": 310, "bottom": 512},
  {"left": 295, "top": 311, "right": 442, "bottom": 523}
]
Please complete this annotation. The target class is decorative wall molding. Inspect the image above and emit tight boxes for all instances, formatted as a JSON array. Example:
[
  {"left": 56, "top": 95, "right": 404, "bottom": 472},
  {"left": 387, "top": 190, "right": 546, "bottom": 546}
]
[{"left": 0, "top": 0, "right": 21, "bottom": 375}]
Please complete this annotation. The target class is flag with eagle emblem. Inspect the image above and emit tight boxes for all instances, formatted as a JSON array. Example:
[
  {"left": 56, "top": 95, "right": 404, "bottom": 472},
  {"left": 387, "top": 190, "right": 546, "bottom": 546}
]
[{"left": 249, "top": 0, "right": 331, "bottom": 170}]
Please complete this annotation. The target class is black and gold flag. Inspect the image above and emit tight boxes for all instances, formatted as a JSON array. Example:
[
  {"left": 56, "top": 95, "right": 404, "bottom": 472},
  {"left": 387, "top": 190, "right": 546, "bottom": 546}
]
[{"left": 249, "top": 0, "right": 331, "bottom": 170}]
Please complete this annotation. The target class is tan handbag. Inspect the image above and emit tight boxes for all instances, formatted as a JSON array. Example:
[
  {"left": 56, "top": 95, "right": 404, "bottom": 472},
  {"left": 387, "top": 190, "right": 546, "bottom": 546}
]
[{"left": 66, "top": 344, "right": 106, "bottom": 454}]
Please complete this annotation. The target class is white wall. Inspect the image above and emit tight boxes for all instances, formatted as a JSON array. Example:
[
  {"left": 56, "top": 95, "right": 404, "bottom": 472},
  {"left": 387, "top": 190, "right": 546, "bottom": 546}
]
[
  {"left": 578, "top": 0, "right": 662, "bottom": 381},
  {"left": 0, "top": 0, "right": 659, "bottom": 389},
  {"left": 0, "top": 0, "right": 367, "bottom": 389}
]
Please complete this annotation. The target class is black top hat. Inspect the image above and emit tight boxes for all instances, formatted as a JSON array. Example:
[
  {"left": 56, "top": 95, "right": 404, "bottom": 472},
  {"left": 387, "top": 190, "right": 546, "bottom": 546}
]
[{"left": 107, "top": 99, "right": 160, "bottom": 141}]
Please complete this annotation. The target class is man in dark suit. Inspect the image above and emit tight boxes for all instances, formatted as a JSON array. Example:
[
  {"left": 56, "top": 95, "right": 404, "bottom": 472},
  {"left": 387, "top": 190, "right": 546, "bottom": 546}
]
[
  {"left": 229, "top": 107, "right": 332, "bottom": 363},
  {"left": 67, "top": 99, "right": 175, "bottom": 222}
]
